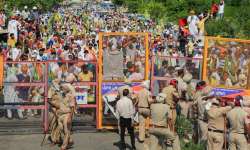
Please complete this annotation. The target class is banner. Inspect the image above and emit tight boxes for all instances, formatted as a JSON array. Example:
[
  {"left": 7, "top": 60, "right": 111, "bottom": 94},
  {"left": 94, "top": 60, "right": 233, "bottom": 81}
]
[
  {"left": 75, "top": 86, "right": 88, "bottom": 105},
  {"left": 102, "top": 82, "right": 141, "bottom": 95}
]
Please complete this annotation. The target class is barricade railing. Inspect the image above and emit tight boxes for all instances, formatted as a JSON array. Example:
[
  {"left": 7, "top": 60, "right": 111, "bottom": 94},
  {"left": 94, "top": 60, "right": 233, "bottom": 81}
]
[
  {"left": 1, "top": 59, "right": 99, "bottom": 132},
  {"left": 150, "top": 55, "right": 203, "bottom": 95}
]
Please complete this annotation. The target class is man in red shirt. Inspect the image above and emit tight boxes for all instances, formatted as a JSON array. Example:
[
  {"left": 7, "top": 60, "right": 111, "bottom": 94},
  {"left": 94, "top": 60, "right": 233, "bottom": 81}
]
[{"left": 211, "top": 1, "right": 219, "bottom": 18}]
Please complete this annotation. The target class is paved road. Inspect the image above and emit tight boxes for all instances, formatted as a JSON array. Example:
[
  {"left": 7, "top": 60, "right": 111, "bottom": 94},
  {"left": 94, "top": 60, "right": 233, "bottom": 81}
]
[{"left": 0, "top": 132, "right": 148, "bottom": 150}]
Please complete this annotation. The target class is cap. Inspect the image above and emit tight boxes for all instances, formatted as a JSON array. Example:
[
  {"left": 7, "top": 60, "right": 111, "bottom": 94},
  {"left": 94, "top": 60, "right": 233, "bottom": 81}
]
[
  {"left": 190, "top": 10, "right": 195, "bottom": 15},
  {"left": 169, "top": 79, "right": 178, "bottom": 87},
  {"left": 196, "top": 81, "right": 206, "bottom": 90},
  {"left": 211, "top": 98, "right": 220, "bottom": 106}
]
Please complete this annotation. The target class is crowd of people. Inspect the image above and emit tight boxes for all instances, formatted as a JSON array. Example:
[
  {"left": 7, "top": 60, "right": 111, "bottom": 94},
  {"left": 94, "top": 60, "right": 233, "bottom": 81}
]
[{"left": 0, "top": 0, "right": 249, "bottom": 150}]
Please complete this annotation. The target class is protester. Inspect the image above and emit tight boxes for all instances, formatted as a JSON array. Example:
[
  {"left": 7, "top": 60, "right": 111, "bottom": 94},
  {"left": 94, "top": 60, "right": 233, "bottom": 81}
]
[{"left": 217, "top": 0, "right": 225, "bottom": 19}]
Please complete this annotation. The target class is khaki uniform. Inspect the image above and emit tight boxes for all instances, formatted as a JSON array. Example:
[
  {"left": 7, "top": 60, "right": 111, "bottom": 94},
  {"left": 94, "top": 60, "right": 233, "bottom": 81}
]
[
  {"left": 50, "top": 83, "right": 76, "bottom": 150},
  {"left": 196, "top": 96, "right": 208, "bottom": 142},
  {"left": 227, "top": 107, "right": 248, "bottom": 150},
  {"left": 137, "top": 88, "right": 151, "bottom": 141},
  {"left": 207, "top": 106, "right": 231, "bottom": 150},
  {"left": 48, "top": 85, "right": 62, "bottom": 144},
  {"left": 57, "top": 98, "right": 73, "bottom": 150},
  {"left": 162, "top": 85, "right": 179, "bottom": 125},
  {"left": 149, "top": 103, "right": 180, "bottom": 150}
]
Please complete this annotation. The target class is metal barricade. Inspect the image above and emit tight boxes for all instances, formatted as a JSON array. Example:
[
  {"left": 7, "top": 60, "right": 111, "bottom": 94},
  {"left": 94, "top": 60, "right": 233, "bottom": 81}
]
[
  {"left": 150, "top": 55, "right": 203, "bottom": 96},
  {"left": 0, "top": 59, "right": 99, "bottom": 133}
]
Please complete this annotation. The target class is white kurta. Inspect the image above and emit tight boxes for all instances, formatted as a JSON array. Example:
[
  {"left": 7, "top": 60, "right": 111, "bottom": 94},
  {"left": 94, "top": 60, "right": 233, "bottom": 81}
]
[
  {"left": 187, "top": 15, "right": 199, "bottom": 37},
  {"left": 8, "top": 20, "right": 20, "bottom": 40}
]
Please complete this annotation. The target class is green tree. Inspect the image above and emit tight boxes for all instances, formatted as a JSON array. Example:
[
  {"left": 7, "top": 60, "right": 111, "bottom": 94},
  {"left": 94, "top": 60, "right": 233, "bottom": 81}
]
[{"left": 3, "top": 0, "right": 63, "bottom": 11}]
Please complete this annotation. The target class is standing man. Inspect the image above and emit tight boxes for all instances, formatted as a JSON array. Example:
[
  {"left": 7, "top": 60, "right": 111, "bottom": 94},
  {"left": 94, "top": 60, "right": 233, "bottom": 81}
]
[
  {"left": 162, "top": 79, "right": 179, "bottom": 127},
  {"left": 196, "top": 85, "right": 213, "bottom": 144},
  {"left": 47, "top": 79, "right": 62, "bottom": 145},
  {"left": 137, "top": 80, "right": 152, "bottom": 142},
  {"left": 7, "top": 16, "right": 20, "bottom": 40},
  {"left": 149, "top": 93, "right": 180, "bottom": 150},
  {"left": 207, "top": 98, "right": 232, "bottom": 150},
  {"left": 116, "top": 89, "right": 136, "bottom": 150},
  {"left": 227, "top": 95, "right": 249, "bottom": 150}
]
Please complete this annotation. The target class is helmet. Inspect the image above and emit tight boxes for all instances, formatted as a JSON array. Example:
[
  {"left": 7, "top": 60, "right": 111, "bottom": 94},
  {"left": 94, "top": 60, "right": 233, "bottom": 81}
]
[
  {"left": 24, "top": 6, "right": 28, "bottom": 9},
  {"left": 169, "top": 79, "right": 178, "bottom": 87},
  {"left": 33, "top": 6, "right": 37, "bottom": 10}
]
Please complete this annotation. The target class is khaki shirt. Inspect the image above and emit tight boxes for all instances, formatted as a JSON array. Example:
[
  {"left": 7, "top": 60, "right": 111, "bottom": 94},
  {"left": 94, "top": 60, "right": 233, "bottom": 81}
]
[
  {"left": 162, "top": 85, "right": 179, "bottom": 108},
  {"left": 197, "top": 96, "right": 207, "bottom": 120},
  {"left": 61, "top": 83, "right": 76, "bottom": 96},
  {"left": 150, "top": 103, "right": 171, "bottom": 127},
  {"left": 227, "top": 107, "right": 248, "bottom": 134},
  {"left": 137, "top": 88, "right": 151, "bottom": 108},
  {"left": 207, "top": 106, "right": 231, "bottom": 131}
]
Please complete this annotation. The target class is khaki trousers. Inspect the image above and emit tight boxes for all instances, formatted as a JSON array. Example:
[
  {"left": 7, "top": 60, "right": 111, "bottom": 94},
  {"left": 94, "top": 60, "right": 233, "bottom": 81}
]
[
  {"left": 149, "top": 127, "right": 181, "bottom": 150},
  {"left": 170, "top": 109, "right": 177, "bottom": 126},
  {"left": 58, "top": 113, "right": 73, "bottom": 149},
  {"left": 50, "top": 115, "right": 61, "bottom": 144},
  {"left": 207, "top": 131, "right": 224, "bottom": 150},
  {"left": 229, "top": 133, "right": 248, "bottom": 150},
  {"left": 138, "top": 108, "right": 150, "bottom": 141},
  {"left": 198, "top": 120, "right": 208, "bottom": 142}
]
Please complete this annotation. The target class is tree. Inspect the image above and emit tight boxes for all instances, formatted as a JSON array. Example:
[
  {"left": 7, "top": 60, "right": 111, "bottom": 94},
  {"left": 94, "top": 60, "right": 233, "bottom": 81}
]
[{"left": 3, "top": 0, "right": 63, "bottom": 11}]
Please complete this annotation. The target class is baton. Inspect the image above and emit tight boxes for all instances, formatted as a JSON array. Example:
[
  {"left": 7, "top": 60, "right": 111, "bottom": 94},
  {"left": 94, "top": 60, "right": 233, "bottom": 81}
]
[{"left": 40, "top": 114, "right": 55, "bottom": 146}]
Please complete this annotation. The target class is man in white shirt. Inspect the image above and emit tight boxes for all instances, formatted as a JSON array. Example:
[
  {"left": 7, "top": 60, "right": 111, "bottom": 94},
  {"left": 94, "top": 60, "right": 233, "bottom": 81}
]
[
  {"left": 116, "top": 89, "right": 136, "bottom": 150},
  {"left": 8, "top": 16, "right": 21, "bottom": 40},
  {"left": 218, "top": 0, "right": 225, "bottom": 19}
]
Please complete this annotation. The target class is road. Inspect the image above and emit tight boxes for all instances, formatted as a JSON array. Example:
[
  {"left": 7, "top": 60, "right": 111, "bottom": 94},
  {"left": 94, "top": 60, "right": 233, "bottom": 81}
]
[{"left": 0, "top": 132, "right": 148, "bottom": 150}]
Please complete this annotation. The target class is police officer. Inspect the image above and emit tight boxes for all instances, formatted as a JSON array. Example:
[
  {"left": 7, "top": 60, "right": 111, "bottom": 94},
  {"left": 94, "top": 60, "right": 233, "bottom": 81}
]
[
  {"left": 197, "top": 85, "right": 213, "bottom": 143},
  {"left": 177, "top": 72, "right": 193, "bottom": 118},
  {"left": 207, "top": 98, "right": 232, "bottom": 150},
  {"left": 191, "top": 81, "right": 209, "bottom": 143},
  {"left": 149, "top": 93, "right": 181, "bottom": 150},
  {"left": 59, "top": 75, "right": 76, "bottom": 150},
  {"left": 162, "top": 79, "right": 179, "bottom": 127},
  {"left": 137, "top": 80, "right": 152, "bottom": 142},
  {"left": 48, "top": 79, "right": 62, "bottom": 144},
  {"left": 227, "top": 95, "right": 249, "bottom": 150}
]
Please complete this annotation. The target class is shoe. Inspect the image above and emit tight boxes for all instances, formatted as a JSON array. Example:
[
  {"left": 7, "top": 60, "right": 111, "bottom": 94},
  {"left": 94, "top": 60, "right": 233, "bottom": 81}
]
[
  {"left": 132, "top": 146, "right": 137, "bottom": 150},
  {"left": 18, "top": 116, "right": 27, "bottom": 120},
  {"left": 138, "top": 139, "right": 144, "bottom": 143},
  {"left": 7, "top": 117, "right": 13, "bottom": 120}
]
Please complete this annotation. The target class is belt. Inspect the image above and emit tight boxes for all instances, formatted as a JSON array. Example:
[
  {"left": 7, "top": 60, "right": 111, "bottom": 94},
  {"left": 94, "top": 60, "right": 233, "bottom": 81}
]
[
  {"left": 208, "top": 128, "right": 224, "bottom": 133},
  {"left": 153, "top": 125, "right": 166, "bottom": 128},
  {"left": 138, "top": 106, "right": 150, "bottom": 109}
]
